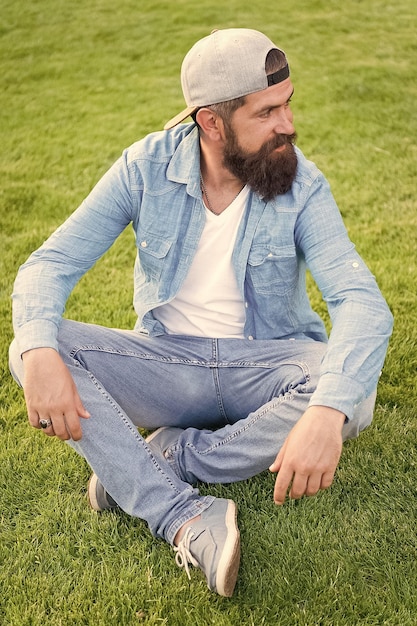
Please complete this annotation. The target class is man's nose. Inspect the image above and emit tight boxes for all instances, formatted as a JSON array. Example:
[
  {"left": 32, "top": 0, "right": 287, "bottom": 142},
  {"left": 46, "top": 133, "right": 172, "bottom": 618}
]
[{"left": 274, "top": 108, "right": 295, "bottom": 136}]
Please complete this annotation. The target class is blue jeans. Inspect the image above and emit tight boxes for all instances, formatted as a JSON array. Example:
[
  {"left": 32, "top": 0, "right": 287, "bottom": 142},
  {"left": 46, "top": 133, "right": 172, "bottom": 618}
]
[{"left": 9, "top": 319, "right": 375, "bottom": 545}]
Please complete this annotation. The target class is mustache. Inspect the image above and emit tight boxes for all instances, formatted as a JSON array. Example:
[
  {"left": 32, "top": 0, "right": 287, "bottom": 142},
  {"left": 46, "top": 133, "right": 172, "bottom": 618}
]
[
  {"left": 265, "top": 132, "right": 297, "bottom": 152},
  {"left": 236, "top": 132, "right": 297, "bottom": 167}
]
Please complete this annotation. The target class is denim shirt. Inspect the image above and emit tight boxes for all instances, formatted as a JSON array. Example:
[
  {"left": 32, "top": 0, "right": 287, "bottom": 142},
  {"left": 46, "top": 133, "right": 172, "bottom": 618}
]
[{"left": 12, "top": 124, "right": 393, "bottom": 419}]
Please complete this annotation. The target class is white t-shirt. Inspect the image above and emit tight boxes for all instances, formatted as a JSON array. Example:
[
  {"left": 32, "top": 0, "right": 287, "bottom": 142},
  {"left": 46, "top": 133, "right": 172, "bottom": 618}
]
[{"left": 153, "top": 186, "right": 249, "bottom": 338}]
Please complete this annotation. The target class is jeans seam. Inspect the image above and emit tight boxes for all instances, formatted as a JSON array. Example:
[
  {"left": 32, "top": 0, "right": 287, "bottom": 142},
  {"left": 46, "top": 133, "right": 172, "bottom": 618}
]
[
  {"left": 70, "top": 345, "right": 217, "bottom": 367},
  {"left": 70, "top": 345, "right": 314, "bottom": 366},
  {"left": 70, "top": 345, "right": 311, "bottom": 371},
  {"left": 191, "top": 389, "right": 303, "bottom": 455},
  {"left": 87, "top": 371, "right": 184, "bottom": 495}
]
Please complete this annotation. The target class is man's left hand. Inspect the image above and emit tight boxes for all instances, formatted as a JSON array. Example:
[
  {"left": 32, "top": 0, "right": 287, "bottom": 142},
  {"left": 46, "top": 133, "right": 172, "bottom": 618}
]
[{"left": 269, "top": 405, "right": 345, "bottom": 505}]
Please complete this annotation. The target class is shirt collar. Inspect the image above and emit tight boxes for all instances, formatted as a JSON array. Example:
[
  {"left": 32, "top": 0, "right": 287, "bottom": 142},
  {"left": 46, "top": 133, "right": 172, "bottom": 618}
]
[{"left": 166, "top": 125, "right": 201, "bottom": 198}]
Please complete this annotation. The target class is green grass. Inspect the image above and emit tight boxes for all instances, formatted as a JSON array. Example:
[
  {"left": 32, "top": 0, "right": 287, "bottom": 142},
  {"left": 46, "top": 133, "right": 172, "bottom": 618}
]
[{"left": 1, "top": 0, "right": 416, "bottom": 624}]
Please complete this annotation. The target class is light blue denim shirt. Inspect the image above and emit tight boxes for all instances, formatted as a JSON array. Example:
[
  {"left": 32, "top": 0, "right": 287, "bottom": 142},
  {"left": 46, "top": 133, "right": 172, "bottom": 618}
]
[{"left": 12, "top": 124, "right": 393, "bottom": 419}]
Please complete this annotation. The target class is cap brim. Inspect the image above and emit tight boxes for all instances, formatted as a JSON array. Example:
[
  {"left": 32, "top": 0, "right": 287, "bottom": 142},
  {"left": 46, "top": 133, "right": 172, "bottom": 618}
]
[{"left": 164, "top": 105, "right": 199, "bottom": 130}]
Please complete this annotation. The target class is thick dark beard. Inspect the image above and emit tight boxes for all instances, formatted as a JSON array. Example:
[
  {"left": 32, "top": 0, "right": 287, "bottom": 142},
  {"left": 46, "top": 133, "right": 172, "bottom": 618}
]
[{"left": 223, "top": 130, "right": 298, "bottom": 201}]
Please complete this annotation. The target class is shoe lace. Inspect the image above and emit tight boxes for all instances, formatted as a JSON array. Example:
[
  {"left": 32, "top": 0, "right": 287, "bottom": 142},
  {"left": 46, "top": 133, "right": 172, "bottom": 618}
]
[{"left": 174, "top": 527, "right": 199, "bottom": 580}]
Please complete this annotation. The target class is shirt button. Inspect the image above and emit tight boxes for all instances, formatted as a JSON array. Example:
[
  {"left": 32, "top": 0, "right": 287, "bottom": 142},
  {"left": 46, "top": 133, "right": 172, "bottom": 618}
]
[
  {"left": 352, "top": 262, "right": 359, "bottom": 268},
  {"left": 248, "top": 335, "right": 254, "bottom": 340},
  {"left": 141, "top": 241, "right": 147, "bottom": 248},
  {"left": 245, "top": 302, "right": 249, "bottom": 308}
]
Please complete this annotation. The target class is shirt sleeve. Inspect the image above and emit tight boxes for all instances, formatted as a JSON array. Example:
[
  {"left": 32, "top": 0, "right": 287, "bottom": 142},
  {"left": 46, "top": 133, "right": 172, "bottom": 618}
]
[
  {"left": 12, "top": 150, "right": 134, "bottom": 355},
  {"left": 295, "top": 173, "right": 393, "bottom": 419}
]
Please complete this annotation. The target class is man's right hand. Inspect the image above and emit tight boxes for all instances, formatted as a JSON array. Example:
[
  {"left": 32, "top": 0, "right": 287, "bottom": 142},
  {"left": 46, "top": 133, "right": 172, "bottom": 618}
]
[{"left": 22, "top": 348, "right": 90, "bottom": 441}]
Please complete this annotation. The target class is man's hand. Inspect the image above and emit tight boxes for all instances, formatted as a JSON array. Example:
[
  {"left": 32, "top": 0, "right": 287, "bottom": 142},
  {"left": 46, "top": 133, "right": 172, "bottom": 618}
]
[
  {"left": 269, "top": 405, "right": 345, "bottom": 505},
  {"left": 22, "top": 348, "right": 90, "bottom": 441}
]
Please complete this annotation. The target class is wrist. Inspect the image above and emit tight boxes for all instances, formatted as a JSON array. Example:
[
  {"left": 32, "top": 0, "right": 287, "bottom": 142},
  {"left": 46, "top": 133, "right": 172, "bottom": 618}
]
[
  {"left": 22, "top": 347, "right": 58, "bottom": 363},
  {"left": 307, "top": 405, "right": 346, "bottom": 429}
]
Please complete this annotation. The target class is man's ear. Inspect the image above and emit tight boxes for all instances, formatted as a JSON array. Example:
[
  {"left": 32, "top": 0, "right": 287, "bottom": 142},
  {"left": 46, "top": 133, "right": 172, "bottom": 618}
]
[{"left": 196, "top": 108, "right": 225, "bottom": 141}]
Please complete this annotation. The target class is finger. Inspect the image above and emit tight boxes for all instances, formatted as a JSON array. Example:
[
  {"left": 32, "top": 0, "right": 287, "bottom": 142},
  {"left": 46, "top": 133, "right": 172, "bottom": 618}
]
[
  {"left": 304, "top": 473, "right": 322, "bottom": 497},
  {"left": 320, "top": 470, "right": 336, "bottom": 491},
  {"left": 273, "top": 466, "right": 294, "bottom": 505},
  {"left": 38, "top": 411, "right": 83, "bottom": 441},
  {"left": 288, "top": 472, "right": 309, "bottom": 500},
  {"left": 48, "top": 412, "right": 82, "bottom": 441},
  {"left": 75, "top": 397, "right": 90, "bottom": 420},
  {"left": 28, "top": 408, "right": 41, "bottom": 429},
  {"left": 60, "top": 409, "right": 84, "bottom": 441},
  {"left": 269, "top": 440, "right": 287, "bottom": 473},
  {"left": 49, "top": 415, "right": 71, "bottom": 441},
  {"left": 38, "top": 417, "right": 56, "bottom": 437}
]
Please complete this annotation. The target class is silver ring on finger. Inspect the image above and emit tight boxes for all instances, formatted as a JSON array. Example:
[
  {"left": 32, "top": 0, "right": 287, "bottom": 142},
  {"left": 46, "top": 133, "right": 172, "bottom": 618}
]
[{"left": 39, "top": 418, "right": 52, "bottom": 429}]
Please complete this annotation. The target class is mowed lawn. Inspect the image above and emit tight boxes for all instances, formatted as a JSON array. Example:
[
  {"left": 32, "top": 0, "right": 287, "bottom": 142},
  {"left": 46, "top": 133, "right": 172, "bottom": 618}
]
[{"left": 1, "top": 1, "right": 416, "bottom": 624}]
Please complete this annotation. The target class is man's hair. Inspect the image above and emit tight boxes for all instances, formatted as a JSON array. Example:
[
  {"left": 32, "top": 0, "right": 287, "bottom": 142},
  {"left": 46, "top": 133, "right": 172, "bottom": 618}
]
[{"left": 193, "top": 48, "right": 288, "bottom": 126}]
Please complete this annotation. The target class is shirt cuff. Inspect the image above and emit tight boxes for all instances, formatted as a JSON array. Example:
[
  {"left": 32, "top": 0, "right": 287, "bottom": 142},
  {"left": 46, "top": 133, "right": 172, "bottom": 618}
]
[
  {"left": 14, "top": 319, "right": 59, "bottom": 356},
  {"left": 309, "top": 372, "right": 367, "bottom": 421}
]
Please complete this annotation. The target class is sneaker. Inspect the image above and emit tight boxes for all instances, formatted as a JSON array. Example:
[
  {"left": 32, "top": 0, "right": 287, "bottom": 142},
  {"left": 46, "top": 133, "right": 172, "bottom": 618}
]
[
  {"left": 86, "top": 428, "right": 182, "bottom": 512},
  {"left": 87, "top": 472, "right": 119, "bottom": 512},
  {"left": 146, "top": 426, "right": 183, "bottom": 457},
  {"left": 174, "top": 498, "right": 240, "bottom": 597}
]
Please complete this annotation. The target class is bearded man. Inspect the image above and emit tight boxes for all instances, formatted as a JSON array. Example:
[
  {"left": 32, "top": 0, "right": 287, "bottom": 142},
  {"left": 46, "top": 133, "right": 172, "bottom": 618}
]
[{"left": 9, "top": 29, "right": 393, "bottom": 597}]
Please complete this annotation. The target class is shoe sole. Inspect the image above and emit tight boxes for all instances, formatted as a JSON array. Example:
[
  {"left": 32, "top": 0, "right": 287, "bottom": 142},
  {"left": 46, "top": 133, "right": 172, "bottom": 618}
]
[
  {"left": 215, "top": 500, "right": 241, "bottom": 597},
  {"left": 145, "top": 427, "right": 169, "bottom": 445},
  {"left": 87, "top": 473, "right": 102, "bottom": 511}
]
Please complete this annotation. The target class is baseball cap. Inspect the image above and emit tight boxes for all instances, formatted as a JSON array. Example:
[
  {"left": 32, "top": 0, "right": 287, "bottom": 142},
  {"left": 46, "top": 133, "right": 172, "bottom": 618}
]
[{"left": 164, "top": 28, "right": 289, "bottom": 130}]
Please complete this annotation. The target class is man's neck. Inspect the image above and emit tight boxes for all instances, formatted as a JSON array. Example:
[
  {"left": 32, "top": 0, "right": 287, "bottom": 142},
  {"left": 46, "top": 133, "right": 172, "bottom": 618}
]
[{"left": 199, "top": 136, "right": 245, "bottom": 214}]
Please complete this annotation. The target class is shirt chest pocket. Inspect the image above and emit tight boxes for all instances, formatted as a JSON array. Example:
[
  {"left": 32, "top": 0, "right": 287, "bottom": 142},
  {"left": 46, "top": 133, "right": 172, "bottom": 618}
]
[
  {"left": 247, "top": 244, "right": 298, "bottom": 295},
  {"left": 137, "top": 235, "right": 172, "bottom": 280}
]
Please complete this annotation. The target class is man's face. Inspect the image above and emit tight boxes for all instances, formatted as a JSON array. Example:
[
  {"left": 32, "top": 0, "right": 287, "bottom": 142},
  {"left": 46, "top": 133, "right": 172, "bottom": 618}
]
[{"left": 221, "top": 78, "right": 298, "bottom": 200}]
